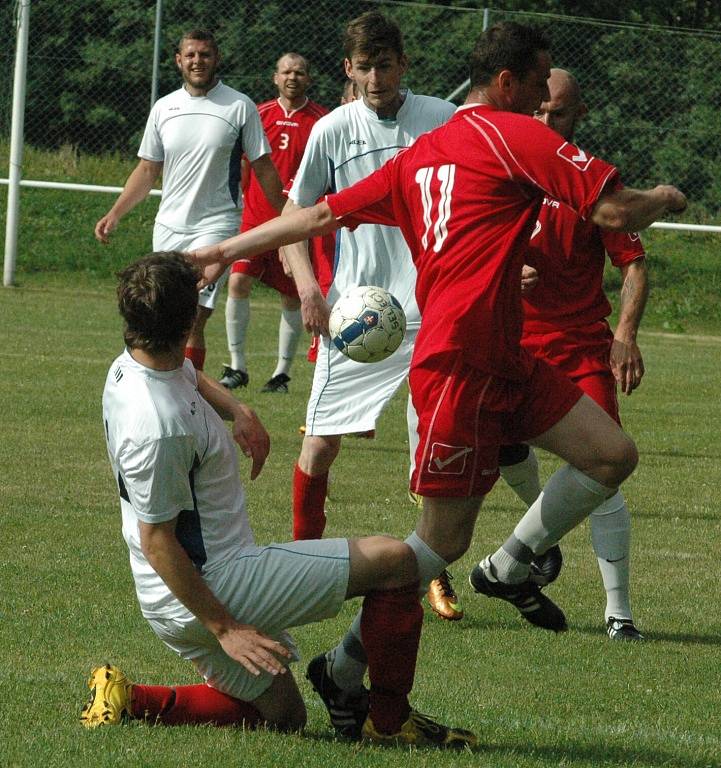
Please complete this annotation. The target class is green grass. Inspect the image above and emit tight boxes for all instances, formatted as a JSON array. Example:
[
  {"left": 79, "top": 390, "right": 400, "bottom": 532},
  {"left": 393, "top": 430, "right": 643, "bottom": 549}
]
[{"left": 2, "top": 272, "right": 721, "bottom": 767}]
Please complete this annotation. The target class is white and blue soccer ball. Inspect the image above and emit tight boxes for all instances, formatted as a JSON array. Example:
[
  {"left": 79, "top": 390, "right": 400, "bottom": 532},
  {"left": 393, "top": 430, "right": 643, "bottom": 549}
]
[{"left": 328, "top": 285, "right": 406, "bottom": 363}]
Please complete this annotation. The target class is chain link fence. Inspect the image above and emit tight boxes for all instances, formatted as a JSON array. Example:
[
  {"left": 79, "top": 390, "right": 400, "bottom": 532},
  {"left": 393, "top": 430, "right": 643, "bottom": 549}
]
[{"left": 3, "top": 0, "right": 721, "bottom": 220}]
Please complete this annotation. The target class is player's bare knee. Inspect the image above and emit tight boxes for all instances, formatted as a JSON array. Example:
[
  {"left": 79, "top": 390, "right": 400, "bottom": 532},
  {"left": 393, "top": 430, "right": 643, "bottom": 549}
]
[
  {"left": 592, "top": 433, "right": 638, "bottom": 487},
  {"left": 299, "top": 435, "right": 341, "bottom": 473}
]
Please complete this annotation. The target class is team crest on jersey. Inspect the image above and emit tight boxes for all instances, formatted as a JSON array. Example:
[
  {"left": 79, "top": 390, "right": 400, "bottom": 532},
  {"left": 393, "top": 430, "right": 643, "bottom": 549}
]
[
  {"left": 556, "top": 142, "right": 593, "bottom": 171},
  {"left": 428, "top": 443, "right": 473, "bottom": 475}
]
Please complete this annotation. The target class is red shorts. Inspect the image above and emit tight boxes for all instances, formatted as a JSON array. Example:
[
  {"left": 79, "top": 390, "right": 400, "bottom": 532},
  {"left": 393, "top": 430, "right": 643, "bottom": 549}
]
[
  {"left": 522, "top": 320, "right": 619, "bottom": 423},
  {"left": 230, "top": 251, "right": 299, "bottom": 298},
  {"left": 409, "top": 356, "right": 583, "bottom": 498}
]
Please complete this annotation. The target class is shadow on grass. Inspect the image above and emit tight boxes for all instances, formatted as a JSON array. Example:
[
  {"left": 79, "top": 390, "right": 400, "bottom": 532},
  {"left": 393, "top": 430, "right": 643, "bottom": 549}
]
[
  {"left": 570, "top": 621, "right": 721, "bottom": 647},
  {"left": 302, "top": 729, "right": 708, "bottom": 765}
]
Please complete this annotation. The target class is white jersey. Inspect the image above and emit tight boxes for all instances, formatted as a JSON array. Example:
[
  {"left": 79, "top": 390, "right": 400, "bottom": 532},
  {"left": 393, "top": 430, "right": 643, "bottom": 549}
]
[
  {"left": 289, "top": 91, "right": 455, "bottom": 328},
  {"left": 102, "top": 351, "right": 254, "bottom": 619},
  {"left": 139, "top": 81, "right": 270, "bottom": 235}
]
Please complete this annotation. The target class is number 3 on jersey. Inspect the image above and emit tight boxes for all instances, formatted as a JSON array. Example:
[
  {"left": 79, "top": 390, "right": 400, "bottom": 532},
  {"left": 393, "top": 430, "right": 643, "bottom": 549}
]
[
  {"left": 415, "top": 164, "right": 455, "bottom": 252},
  {"left": 278, "top": 132, "right": 289, "bottom": 150}
]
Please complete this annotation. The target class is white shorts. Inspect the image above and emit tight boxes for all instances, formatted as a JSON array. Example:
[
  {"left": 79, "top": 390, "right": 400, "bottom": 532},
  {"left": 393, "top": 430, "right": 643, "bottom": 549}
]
[
  {"left": 146, "top": 538, "right": 349, "bottom": 702},
  {"left": 306, "top": 327, "right": 418, "bottom": 435},
  {"left": 152, "top": 222, "right": 234, "bottom": 310}
]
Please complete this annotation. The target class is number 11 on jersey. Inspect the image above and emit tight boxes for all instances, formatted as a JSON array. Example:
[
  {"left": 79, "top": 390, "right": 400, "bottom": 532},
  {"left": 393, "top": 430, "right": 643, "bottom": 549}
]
[{"left": 415, "top": 164, "right": 455, "bottom": 253}]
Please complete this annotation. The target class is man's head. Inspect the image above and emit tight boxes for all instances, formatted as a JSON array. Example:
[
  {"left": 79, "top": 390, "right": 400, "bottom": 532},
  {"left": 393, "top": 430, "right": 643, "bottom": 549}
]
[
  {"left": 535, "top": 68, "right": 587, "bottom": 141},
  {"left": 274, "top": 53, "right": 311, "bottom": 105},
  {"left": 117, "top": 252, "right": 200, "bottom": 356},
  {"left": 176, "top": 29, "right": 220, "bottom": 94},
  {"left": 469, "top": 22, "right": 551, "bottom": 116},
  {"left": 343, "top": 11, "right": 407, "bottom": 117}
]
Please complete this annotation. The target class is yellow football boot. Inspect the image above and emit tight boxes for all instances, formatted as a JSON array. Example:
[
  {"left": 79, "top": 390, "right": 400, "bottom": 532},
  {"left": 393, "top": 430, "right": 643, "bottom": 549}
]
[
  {"left": 80, "top": 664, "right": 132, "bottom": 728},
  {"left": 362, "top": 709, "right": 477, "bottom": 749}
]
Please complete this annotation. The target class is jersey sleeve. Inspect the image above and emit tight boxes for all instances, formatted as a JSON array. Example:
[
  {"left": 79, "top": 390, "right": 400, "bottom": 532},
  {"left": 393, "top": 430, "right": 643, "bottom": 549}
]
[
  {"left": 602, "top": 229, "right": 646, "bottom": 268},
  {"left": 288, "top": 121, "right": 333, "bottom": 207},
  {"left": 325, "top": 161, "right": 397, "bottom": 228},
  {"left": 494, "top": 114, "right": 620, "bottom": 221},
  {"left": 240, "top": 96, "right": 271, "bottom": 163},
  {"left": 137, "top": 105, "right": 164, "bottom": 162},
  {"left": 118, "top": 436, "right": 196, "bottom": 524}
]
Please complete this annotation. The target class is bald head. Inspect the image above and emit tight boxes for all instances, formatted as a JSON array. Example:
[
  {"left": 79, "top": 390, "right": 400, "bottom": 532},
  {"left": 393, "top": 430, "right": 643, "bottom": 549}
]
[
  {"left": 536, "top": 67, "right": 587, "bottom": 141},
  {"left": 274, "top": 52, "right": 311, "bottom": 107}
]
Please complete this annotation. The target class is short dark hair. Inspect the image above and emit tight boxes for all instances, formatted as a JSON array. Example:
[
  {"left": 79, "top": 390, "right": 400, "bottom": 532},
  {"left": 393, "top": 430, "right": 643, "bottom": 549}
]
[
  {"left": 469, "top": 22, "right": 550, "bottom": 87},
  {"left": 343, "top": 11, "right": 404, "bottom": 60},
  {"left": 117, "top": 252, "right": 200, "bottom": 355},
  {"left": 178, "top": 28, "right": 218, "bottom": 55}
]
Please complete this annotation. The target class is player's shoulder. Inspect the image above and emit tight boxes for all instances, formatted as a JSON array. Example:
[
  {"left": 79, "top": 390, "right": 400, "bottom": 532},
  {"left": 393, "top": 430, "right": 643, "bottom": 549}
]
[
  {"left": 257, "top": 99, "right": 279, "bottom": 113},
  {"left": 211, "top": 81, "right": 258, "bottom": 111},
  {"left": 151, "top": 87, "right": 185, "bottom": 112},
  {"left": 407, "top": 92, "right": 456, "bottom": 114}
]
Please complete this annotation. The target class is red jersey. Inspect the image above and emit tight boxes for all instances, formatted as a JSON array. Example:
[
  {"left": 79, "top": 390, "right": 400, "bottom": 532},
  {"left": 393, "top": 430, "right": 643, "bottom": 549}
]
[
  {"left": 242, "top": 98, "right": 328, "bottom": 231},
  {"left": 326, "top": 104, "right": 620, "bottom": 381},
  {"left": 522, "top": 197, "right": 645, "bottom": 333}
]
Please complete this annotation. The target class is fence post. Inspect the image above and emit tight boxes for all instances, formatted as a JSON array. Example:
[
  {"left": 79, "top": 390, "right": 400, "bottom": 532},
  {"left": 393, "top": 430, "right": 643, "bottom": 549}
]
[
  {"left": 150, "top": 0, "right": 163, "bottom": 109},
  {"left": 4, "top": 0, "right": 30, "bottom": 287}
]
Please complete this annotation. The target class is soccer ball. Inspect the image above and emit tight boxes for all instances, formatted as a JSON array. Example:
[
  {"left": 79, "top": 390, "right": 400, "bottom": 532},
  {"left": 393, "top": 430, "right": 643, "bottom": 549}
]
[{"left": 328, "top": 285, "right": 406, "bottom": 363}]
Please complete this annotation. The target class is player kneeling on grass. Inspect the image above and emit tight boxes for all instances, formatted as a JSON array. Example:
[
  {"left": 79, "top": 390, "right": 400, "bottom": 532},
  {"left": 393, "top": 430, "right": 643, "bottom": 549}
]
[{"left": 82, "top": 251, "right": 475, "bottom": 749}]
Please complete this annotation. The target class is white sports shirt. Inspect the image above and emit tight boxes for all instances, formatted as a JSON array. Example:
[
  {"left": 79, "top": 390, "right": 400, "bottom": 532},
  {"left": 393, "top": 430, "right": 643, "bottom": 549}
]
[
  {"left": 139, "top": 81, "right": 270, "bottom": 235},
  {"left": 102, "top": 351, "right": 254, "bottom": 619},
  {"left": 289, "top": 91, "right": 455, "bottom": 328}
]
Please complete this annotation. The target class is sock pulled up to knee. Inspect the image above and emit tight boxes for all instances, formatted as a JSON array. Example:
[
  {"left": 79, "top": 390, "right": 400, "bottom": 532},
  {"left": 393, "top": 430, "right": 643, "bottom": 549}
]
[{"left": 492, "top": 464, "right": 616, "bottom": 583}]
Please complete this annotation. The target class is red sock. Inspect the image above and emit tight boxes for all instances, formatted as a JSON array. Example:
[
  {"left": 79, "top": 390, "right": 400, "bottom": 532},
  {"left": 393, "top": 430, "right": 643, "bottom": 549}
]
[
  {"left": 292, "top": 463, "right": 327, "bottom": 540},
  {"left": 131, "top": 683, "right": 262, "bottom": 726},
  {"left": 361, "top": 583, "right": 422, "bottom": 734},
  {"left": 184, "top": 346, "right": 206, "bottom": 371}
]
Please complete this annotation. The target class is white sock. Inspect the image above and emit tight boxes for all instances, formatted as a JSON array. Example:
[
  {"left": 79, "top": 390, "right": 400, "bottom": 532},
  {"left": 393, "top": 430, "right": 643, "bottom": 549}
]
[
  {"left": 225, "top": 297, "right": 250, "bottom": 372},
  {"left": 491, "top": 464, "right": 616, "bottom": 583},
  {"left": 404, "top": 530, "right": 450, "bottom": 592},
  {"left": 499, "top": 447, "right": 542, "bottom": 507},
  {"left": 590, "top": 491, "right": 632, "bottom": 622},
  {"left": 326, "top": 612, "right": 366, "bottom": 693},
  {"left": 272, "top": 308, "right": 302, "bottom": 378}
]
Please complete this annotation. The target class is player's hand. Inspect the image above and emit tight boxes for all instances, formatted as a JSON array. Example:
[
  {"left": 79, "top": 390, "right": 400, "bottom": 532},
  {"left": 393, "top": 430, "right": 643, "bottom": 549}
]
[
  {"left": 300, "top": 290, "right": 331, "bottom": 336},
  {"left": 216, "top": 622, "right": 292, "bottom": 677},
  {"left": 189, "top": 245, "right": 227, "bottom": 289},
  {"left": 94, "top": 213, "right": 118, "bottom": 244},
  {"left": 610, "top": 337, "right": 645, "bottom": 395},
  {"left": 656, "top": 185, "right": 687, "bottom": 214},
  {"left": 231, "top": 404, "right": 270, "bottom": 479},
  {"left": 521, "top": 264, "right": 539, "bottom": 294}
]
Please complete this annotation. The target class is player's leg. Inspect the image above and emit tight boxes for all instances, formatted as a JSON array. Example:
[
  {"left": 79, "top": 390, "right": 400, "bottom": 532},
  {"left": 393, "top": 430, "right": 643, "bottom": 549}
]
[
  {"left": 480, "top": 385, "right": 637, "bottom": 590},
  {"left": 308, "top": 536, "right": 476, "bottom": 746},
  {"left": 81, "top": 663, "right": 266, "bottom": 729},
  {"left": 293, "top": 434, "right": 342, "bottom": 539},
  {"left": 260, "top": 256, "right": 303, "bottom": 393},
  {"left": 574, "top": 368, "right": 641, "bottom": 639},
  {"left": 499, "top": 442, "right": 542, "bottom": 506},
  {"left": 294, "top": 330, "right": 415, "bottom": 540},
  {"left": 220, "top": 266, "right": 254, "bottom": 388}
]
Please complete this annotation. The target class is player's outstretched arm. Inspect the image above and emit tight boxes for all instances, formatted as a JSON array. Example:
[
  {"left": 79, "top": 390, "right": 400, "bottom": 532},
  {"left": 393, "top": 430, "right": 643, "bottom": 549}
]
[
  {"left": 94, "top": 159, "right": 163, "bottom": 243},
  {"left": 191, "top": 202, "right": 340, "bottom": 291},
  {"left": 139, "top": 519, "right": 291, "bottom": 676},
  {"left": 197, "top": 372, "right": 270, "bottom": 479},
  {"left": 591, "top": 185, "right": 686, "bottom": 232},
  {"left": 611, "top": 259, "right": 649, "bottom": 395}
]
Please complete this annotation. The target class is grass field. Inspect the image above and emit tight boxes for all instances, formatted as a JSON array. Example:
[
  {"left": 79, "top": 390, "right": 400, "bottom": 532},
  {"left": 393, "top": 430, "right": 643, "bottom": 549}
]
[{"left": 2, "top": 271, "right": 721, "bottom": 768}]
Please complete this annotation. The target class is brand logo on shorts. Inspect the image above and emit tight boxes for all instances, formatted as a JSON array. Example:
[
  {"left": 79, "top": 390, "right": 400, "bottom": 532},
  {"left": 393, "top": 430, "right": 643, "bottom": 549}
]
[
  {"left": 428, "top": 443, "right": 473, "bottom": 475},
  {"left": 556, "top": 142, "right": 593, "bottom": 171}
]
